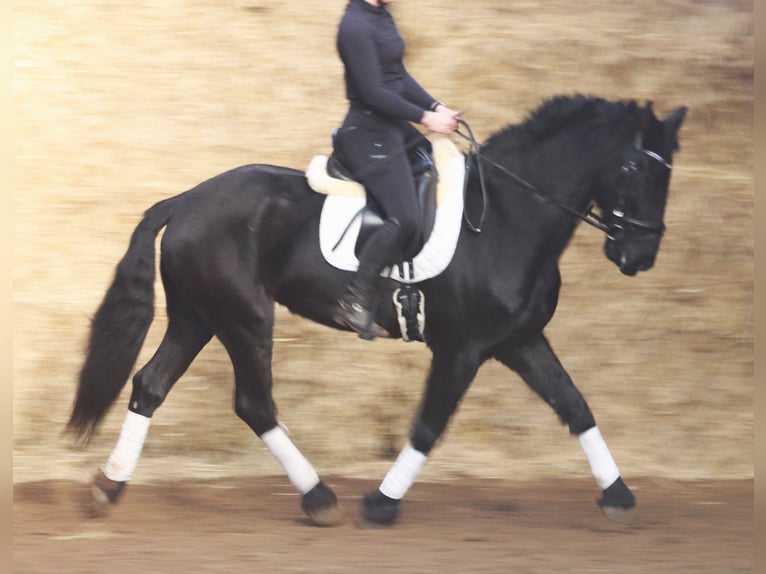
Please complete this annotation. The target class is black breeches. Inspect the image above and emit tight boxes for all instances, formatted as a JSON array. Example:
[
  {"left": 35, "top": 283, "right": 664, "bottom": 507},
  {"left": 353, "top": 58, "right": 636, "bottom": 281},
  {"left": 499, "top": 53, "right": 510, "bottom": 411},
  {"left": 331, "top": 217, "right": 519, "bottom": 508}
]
[{"left": 334, "top": 111, "right": 428, "bottom": 253}]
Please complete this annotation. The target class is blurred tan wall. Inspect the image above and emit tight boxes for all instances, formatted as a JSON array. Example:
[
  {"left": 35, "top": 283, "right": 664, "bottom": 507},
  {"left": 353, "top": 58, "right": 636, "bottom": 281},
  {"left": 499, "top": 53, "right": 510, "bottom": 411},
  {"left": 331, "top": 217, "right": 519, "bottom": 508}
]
[{"left": 13, "top": 0, "right": 752, "bottom": 484}]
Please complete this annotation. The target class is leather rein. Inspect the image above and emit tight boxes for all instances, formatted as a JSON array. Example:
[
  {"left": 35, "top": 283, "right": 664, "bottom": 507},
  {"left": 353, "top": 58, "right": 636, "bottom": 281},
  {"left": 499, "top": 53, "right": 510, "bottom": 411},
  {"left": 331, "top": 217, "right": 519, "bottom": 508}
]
[{"left": 454, "top": 119, "right": 672, "bottom": 239}]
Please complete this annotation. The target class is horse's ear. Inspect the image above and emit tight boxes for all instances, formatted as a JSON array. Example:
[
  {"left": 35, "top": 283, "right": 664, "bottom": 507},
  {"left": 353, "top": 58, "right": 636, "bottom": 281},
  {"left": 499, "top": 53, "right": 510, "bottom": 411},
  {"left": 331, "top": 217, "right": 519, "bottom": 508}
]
[
  {"left": 636, "top": 100, "right": 654, "bottom": 132},
  {"left": 663, "top": 106, "right": 688, "bottom": 134}
]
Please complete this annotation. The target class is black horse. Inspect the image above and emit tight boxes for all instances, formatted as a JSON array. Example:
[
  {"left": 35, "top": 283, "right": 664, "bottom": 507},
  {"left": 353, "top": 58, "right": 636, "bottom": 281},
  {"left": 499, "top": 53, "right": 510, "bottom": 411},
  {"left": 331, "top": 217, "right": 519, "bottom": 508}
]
[{"left": 67, "top": 95, "right": 687, "bottom": 527}]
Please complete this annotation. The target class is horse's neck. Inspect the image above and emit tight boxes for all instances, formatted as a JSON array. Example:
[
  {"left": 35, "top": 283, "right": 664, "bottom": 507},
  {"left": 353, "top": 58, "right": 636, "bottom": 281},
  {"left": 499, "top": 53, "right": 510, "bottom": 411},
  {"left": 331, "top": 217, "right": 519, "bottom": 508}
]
[{"left": 483, "top": 127, "right": 629, "bottom": 254}]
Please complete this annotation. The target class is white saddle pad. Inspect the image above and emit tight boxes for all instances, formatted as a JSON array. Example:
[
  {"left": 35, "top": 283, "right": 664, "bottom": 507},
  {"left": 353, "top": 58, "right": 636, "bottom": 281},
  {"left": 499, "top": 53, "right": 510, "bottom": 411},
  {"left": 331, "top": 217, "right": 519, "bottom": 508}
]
[{"left": 307, "top": 136, "right": 465, "bottom": 284}]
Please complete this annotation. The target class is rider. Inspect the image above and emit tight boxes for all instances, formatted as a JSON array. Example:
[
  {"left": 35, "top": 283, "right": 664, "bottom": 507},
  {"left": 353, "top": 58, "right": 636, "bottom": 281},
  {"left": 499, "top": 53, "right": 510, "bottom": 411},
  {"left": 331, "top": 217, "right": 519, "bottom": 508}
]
[{"left": 333, "top": 0, "right": 460, "bottom": 339}]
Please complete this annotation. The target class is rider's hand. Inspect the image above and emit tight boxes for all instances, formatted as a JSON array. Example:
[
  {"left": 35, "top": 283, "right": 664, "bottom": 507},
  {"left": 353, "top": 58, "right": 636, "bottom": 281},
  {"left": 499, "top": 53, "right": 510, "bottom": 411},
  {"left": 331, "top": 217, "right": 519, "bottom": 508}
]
[
  {"left": 421, "top": 108, "right": 459, "bottom": 134},
  {"left": 433, "top": 103, "right": 459, "bottom": 116}
]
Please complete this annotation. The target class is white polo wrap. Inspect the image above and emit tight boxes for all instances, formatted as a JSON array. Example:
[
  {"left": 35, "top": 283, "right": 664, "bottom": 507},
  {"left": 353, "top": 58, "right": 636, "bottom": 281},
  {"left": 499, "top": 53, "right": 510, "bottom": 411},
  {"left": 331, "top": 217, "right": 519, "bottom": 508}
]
[
  {"left": 379, "top": 444, "right": 428, "bottom": 500},
  {"left": 103, "top": 410, "right": 151, "bottom": 482},
  {"left": 261, "top": 426, "right": 320, "bottom": 495},
  {"left": 578, "top": 426, "right": 621, "bottom": 490}
]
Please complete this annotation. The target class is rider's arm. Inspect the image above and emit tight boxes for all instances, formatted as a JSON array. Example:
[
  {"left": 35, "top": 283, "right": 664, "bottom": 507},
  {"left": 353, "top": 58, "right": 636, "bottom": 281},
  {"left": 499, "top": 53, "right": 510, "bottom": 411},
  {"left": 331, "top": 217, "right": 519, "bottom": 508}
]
[{"left": 338, "top": 24, "right": 427, "bottom": 122}]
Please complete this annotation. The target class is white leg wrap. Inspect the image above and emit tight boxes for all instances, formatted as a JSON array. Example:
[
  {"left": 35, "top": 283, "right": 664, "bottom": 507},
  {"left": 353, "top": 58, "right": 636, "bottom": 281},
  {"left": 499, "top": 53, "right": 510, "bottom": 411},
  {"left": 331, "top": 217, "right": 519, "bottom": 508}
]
[
  {"left": 379, "top": 444, "right": 427, "bottom": 500},
  {"left": 578, "top": 426, "right": 621, "bottom": 490},
  {"left": 261, "top": 426, "right": 320, "bottom": 495},
  {"left": 103, "top": 411, "right": 151, "bottom": 483}
]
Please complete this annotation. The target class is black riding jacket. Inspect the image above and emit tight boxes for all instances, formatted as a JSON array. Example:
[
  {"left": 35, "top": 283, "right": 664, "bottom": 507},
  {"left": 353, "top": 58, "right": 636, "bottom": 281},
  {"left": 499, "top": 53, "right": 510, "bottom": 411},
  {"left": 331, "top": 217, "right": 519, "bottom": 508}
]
[{"left": 337, "top": 0, "right": 437, "bottom": 123}]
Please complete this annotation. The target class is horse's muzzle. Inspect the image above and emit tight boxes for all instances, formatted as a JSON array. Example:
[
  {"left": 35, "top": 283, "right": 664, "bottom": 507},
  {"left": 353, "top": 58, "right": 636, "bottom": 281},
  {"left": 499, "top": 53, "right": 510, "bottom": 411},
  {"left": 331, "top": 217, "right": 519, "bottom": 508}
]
[{"left": 604, "top": 237, "right": 659, "bottom": 276}]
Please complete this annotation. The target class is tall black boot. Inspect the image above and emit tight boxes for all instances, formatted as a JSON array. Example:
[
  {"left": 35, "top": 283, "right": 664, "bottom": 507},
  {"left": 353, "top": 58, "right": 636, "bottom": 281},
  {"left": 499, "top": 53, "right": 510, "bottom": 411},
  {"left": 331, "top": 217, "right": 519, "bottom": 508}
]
[{"left": 335, "top": 219, "right": 405, "bottom": 340}]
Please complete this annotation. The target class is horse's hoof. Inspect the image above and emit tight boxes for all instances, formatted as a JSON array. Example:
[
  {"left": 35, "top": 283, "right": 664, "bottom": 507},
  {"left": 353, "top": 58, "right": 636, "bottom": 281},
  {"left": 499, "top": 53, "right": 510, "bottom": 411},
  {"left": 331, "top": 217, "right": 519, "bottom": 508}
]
[
  {"left": 301, "top": 481, "right": 343, "bottom": 527},
  {"left": 84, "top": 470, "right": 125, "bottom": 518},
  {"left": 597, "top": 477, "right": 636, "bottom": 525},
  {"left": 362, "top": 490, "right": 400, "bottom": 526},
  {"left": 600, "top": 504, "right": 637, "bottom": 525}
]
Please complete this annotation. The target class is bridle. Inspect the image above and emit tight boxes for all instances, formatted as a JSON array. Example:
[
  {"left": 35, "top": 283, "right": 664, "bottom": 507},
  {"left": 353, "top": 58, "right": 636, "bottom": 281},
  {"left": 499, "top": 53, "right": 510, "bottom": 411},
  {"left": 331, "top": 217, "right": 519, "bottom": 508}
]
[
  {"left": 602, "top": 147, "right": 671, "bottom": 240},
  {"left": 455, "top": 119, "right": 672, "bottom": 239}
]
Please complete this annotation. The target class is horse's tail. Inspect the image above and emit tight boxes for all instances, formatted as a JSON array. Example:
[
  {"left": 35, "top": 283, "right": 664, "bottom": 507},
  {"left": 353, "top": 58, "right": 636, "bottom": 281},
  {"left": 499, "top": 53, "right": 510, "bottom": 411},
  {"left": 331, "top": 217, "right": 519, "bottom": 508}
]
[{"left": 66, "top": 195, "right": 179, "bottom": 443}]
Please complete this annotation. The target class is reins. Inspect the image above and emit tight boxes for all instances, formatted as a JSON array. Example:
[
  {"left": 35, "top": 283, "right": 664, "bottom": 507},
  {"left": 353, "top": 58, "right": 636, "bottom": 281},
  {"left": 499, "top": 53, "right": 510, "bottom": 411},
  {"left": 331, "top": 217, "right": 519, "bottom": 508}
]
[
  {"left": 453, "top": 119, "right": 488, "bottom": 233},
  {"left": 454, "top": 119, "right": 672, "bottom": 239},
  {"left": 454, "top": 118, "right": 612, "bottom": 235}
]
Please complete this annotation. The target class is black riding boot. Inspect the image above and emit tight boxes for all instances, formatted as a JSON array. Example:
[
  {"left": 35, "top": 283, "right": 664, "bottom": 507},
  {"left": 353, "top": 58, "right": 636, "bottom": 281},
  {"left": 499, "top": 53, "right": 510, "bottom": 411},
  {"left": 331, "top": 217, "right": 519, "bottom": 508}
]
[{"left": 335, "top": 219, "right": 404, "bottom": 340}]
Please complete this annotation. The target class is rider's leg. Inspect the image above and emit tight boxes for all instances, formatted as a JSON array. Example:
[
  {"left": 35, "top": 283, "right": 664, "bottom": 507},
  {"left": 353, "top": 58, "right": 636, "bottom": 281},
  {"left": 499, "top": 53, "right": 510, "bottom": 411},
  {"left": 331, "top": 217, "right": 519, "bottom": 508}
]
[
  {"left": 335, "top": 218, "right": 406, "bottom": 339},
  {"left": 333, "top": 123, "right": 420, "bottom": 339}
]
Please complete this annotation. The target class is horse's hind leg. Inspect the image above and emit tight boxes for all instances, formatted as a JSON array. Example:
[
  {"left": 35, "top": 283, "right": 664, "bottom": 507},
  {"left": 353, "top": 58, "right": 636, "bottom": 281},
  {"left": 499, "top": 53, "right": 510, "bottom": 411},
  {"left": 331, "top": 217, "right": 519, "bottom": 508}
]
[
  {"left": 89, "top": 300, "right": 213, "bottom": 516},
  {"left": 212, "top": 287, "right": 342, "bottom": 527},
  {"left": 494, "top": 333, "right": 636, "bottom": 523}
]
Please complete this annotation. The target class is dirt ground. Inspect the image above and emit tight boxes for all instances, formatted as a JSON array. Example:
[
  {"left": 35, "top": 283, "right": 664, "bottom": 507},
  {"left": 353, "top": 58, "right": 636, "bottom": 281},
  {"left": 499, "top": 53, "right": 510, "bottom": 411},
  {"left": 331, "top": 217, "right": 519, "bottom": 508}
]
[{"left": 14, "top": 476, "right": 752, "bottom": 573}]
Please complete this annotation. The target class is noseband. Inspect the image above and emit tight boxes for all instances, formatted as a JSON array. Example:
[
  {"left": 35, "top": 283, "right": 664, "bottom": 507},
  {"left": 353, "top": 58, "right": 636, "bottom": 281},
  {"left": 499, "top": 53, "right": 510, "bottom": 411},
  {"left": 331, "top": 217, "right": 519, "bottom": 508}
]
[
  {"left": 455, "top": 119, "right": 671, "bottom": 239},
  {"left": 603, "top": 147, "right": 673, "bottom": 241}
]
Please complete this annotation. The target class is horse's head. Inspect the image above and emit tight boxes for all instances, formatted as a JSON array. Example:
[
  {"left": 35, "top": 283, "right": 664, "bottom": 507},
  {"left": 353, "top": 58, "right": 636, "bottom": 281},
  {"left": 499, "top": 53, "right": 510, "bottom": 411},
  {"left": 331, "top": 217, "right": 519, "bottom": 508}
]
[{"left": 599, "top": 102, "right": 687, "bottom": 276}]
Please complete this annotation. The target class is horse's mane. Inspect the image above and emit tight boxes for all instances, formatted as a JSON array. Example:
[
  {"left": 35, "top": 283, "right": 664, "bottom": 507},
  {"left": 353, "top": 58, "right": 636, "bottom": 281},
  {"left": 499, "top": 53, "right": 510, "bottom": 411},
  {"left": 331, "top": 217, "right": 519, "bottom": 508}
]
[{"left": 485, "top": 94, "right": 642, "bottom": 150}]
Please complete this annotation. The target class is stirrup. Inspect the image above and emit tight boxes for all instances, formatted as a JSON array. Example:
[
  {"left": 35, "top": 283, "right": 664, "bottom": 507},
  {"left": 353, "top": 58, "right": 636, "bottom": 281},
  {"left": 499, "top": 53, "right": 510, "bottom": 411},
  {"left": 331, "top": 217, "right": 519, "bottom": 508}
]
[{"left": 335, "top": 298, "right": 389, "bottom": 340}]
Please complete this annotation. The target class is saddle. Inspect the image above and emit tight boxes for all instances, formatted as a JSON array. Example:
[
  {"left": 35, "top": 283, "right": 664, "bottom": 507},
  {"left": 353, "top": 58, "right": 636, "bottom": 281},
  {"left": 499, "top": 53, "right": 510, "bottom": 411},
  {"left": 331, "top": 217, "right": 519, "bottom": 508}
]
[
  {"left": 308, "top": 136, "right": 466, "bottom": 343},
  {"left": 326, "top": 139, "right": 439, "bottom": 260}
]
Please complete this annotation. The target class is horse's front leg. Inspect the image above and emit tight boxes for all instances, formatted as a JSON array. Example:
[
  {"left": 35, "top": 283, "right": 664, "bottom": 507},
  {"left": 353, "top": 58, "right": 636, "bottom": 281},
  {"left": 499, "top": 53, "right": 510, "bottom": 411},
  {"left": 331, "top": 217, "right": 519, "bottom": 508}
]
[
  {"left": 363, "top": 349, "right": 482, "bottom": 525},
  {"left": 494, "top": 332, "right": 636, "bottom": 523}
]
